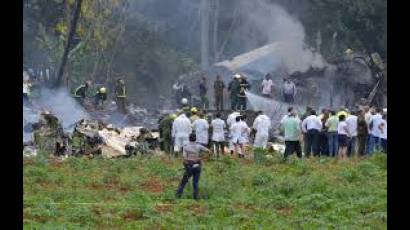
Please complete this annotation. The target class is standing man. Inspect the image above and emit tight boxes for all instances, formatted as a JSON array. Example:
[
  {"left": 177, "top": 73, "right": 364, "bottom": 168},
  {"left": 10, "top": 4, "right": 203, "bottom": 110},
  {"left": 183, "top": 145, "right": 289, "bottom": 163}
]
[
  {"left": 261, "top": 73, "right": 274, "bottom": 98},
  {"left": 176, "top": 133, "right": 211, "bottom": 200},
  {"left": 115, "top": 79, "right": 127, "bottom": 114},
  {"left": 318, "top": 109, "right": 330, "bottom": 156},
  {"left": 368, "top": 108, "right": 383, "bottom": 154},
  {"left": 238, "top": 75, "right": 251, "bottom": 111},
  {"left": 325, "top": 110, "right": 339, "bottom": 157},
  {"left": 282, "top": 78, "right": 296, "bottom": 103},
  {"left": 23, "top": 77, "right": 32, "bottom": 105},
  {"left": 213, "top": 75, "right": 225, "bottom": 111},
  {"left": 346, "top": 110, "right": 358, "bottom": 157},
  {"left": 301, "top": 110, "right": 322, "bottom": 157},
  {"left": 378, "top": 114, "right": 387, "bottom": 153},
  {"left": 192, "top": 112, "right": 210, "bottom": 147},
  {"left": 252, "top": 111, "right": 271, "bottom": 149},
  {"left": 199, "top": 76, "right": 209, "bottom": 109},
  {"left": 357, "top": 110, "right": 368, "bottom": 156},
  {"left": 159, "top": 113, "right": 177, "bottom": 153},
  {"left": 337, "top": 115, "right": 350, "bottom": 160},
  {"left": 228, "top": 74, "right": 241, "bottom": 110},
  {"left": 281, "top": 108, "right": 302, "bottom": 159},
  {"left": 172, "top": 112, "right": 192, "bottom": 157},
  {"left": 211, "top": 112, "right": 226, "bottom": 158},
  {"left": 227, "top": 111, "right": 240, "bottom": 155},
  {"left": 230, "top": 116, "right": 250, "bottom": 158}
]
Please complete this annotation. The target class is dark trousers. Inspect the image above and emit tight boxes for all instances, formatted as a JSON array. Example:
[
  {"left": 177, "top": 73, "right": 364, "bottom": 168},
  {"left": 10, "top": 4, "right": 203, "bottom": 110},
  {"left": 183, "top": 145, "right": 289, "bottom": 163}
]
[
  {"left": 215, "top": 94, "right": 223, "bottom": 111},
  {"left": 327, "top": 132, "right": 338, "bottom": 157},
  {"left": 213, "top": 141, "right": 224, "bottom": 157},
  {"left": 319, "top": 132, "right": 329, "bottom": 156},
  {"left": 357, "top": 135, "right": 367, "bottom": 156},
  {"left": 230, "top": 96, "right": 238, "bottom": 110},
  {"left": 380, "top": 138, "right": 387, "bottom": 153},
  {"left": 305, "top": 129, "right": 320, "bottom": 157},
  {"left": 347, "top": 136, "right": 357, "bottom": 157},
  {"left": 176, "top": 165, "right": 201, "bottom": 199},
  {"left": 284, "top": 141, "right": 302, "bottom": 158},
  {"left": 237, "top": 97, "right": 247, "bottom": 111},
  {"left": 116, "top": 97, "right": 127, "bottom": 114},
  {"left": 283, "top": 93, "right": 294, "bottom": 103}
]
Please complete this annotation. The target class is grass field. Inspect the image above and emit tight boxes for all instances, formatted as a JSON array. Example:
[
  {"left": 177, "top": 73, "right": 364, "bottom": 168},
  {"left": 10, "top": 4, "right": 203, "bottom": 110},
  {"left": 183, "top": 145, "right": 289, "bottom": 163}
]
[{"left": 23, "top": 152, "right": 387, "bottom": 229}]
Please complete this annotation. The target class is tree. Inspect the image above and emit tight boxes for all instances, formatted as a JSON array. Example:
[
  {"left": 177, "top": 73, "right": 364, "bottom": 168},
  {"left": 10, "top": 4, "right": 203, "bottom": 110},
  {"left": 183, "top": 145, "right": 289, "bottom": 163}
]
[{"left": 56, "top": 0, "right": 83, "bottom": 86}]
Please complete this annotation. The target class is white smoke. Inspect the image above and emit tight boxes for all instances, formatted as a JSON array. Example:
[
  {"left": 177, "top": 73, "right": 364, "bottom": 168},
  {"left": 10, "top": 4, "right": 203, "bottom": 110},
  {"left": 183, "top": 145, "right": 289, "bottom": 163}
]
[
  {"left": 36, "top": 87, "right": 90, "bottom": 131},
  {"left": 237, "top": 0, "right": 328, "bottom": 74}
]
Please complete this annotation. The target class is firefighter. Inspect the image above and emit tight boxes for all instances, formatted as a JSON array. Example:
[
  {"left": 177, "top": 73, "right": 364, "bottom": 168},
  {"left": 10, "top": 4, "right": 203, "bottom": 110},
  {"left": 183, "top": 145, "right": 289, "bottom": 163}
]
[
  {"left": 237, "top": 75, "right": 250, "bottom": 111},
  {"left": 94, "top": 87, "right": 107, "bottom": 110},
  {"left": 74, "top": 80, "right": 92, "bottom": 105},
  {"left": 115, "top": 79, "right": 127, "bottom": 113}
]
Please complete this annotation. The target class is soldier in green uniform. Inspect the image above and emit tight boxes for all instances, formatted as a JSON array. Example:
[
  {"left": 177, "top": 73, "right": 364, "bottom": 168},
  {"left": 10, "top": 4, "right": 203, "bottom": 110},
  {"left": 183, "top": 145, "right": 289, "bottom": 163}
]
[
  {"left": 159, "top": 114, "right": 177, "bottom": 153},
  {"left": 228, "top": 74, "right": 241, "bottom": 110},
  {"left": 213, "top": 75, "right": 225, "bottom": 111},
  {"left": 115, "top": 79, "right": 127, "bottom": 114}
]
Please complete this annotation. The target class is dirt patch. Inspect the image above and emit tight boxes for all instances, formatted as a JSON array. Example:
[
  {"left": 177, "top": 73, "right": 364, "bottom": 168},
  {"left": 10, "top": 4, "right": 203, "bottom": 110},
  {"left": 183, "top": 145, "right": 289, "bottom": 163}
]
[
  {"left": 89, "top": 182, "right": 130, "bottom": 193},
  {"left": 190, "top": 203, "right": 206, "bottom": 215},
  {"left": 160, "top": 157, "right": 174, "bottom": 166},
  {"left": 277, "top": 207, "right": 293, "bottom": 215},
  {"left": 122, "top": 210, "right": 145, "bottom": 221},
  {"left": 23, "top": 159, "right": 35, "bottom": 166},
  {"left": 154, "top": 203, "right": 173, "bottom": 213},
  {"left": 139, "top": 177, "right": 164, "bottom": 193}
]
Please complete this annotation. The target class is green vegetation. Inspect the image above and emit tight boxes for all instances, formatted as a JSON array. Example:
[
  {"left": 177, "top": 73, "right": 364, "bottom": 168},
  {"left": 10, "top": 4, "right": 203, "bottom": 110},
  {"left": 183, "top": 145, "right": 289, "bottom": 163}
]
[{"left": 24, "top": 153, "right": 387, "bottom": 229}]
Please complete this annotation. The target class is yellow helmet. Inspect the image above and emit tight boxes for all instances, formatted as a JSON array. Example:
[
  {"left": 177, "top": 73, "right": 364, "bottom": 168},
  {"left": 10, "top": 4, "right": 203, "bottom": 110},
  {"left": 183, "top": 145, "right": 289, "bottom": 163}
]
[
  {"left": 99, "top": 87, "right": 107, "bottom": 93},
  {"left": 170, "top": 114, "right": 177, "bottom": 119},
  {"left": 345, "top": 48, "right": 353, "bottom": 54},
  {"left": 191, "top": 107, "right": 198, "bottom": 113}
]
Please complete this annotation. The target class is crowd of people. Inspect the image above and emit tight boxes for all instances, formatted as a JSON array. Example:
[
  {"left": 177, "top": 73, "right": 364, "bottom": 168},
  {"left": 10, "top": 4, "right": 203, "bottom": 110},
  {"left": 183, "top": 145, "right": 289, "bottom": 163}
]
[
  {"left": 170, "top": 104, "right": 387, "bottom": 200},
  {"left": 159, "top": 102, "right": 387, "bottom": 161}
]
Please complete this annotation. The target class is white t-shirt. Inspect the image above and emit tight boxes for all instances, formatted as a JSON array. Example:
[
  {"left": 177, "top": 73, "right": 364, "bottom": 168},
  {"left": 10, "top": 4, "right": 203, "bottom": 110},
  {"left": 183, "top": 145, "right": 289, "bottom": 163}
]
[
  {"left": 230, "top": 120, "right": 249, "bottom": 143},
  {"left": 261, "top": 79, "right": 273, "bottom": 95},
  {"left": 23, "top": 82, "right": 31, "bottom": 94},
  {"left": 211, "top": 118, "right": 226, "bottom": 142},
  {"left": 379, "top": 119, "right": 387, "bottom": 140},
  {"left": 337, "top": 121, "right": 349, "bottom": 136},
  {"left": 192, "top": 118, "right": 209, "bottom": 144},
  {"left": 345, "top": 115, "right": 358, "bottom": 137},
  {"left": 227, "top": 112, "right": 240, "bottom": 128},
  {"left": 301, "top": 115, "right": 322, "bottom": 132},
  {"left": 253, "top": 114, "right": 271, "bottom": 136},
  {"left": 369, "top": 114, "right": 383, "bottom": 137}
]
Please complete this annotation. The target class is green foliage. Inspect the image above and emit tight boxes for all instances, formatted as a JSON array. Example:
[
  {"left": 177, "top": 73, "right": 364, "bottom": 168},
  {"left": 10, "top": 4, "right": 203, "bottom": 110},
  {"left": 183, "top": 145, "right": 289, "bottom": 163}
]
[{"left": 24, "top": 153, "right": 386, "bottom": 228}]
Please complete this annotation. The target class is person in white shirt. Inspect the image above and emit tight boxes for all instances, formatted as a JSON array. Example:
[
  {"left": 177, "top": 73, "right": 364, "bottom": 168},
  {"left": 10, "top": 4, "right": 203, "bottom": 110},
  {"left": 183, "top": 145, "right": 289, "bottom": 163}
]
[
  {"left": 172, "top": 112, "right": 192, "bottom": 156},
  {"left": 282, "top": 78, "right": 296, "bottom": 103},
  {"left": 230, "top": 116, "right": 250, "bottom": 157},
  {"left": 378, "top": 114, "right": 387, "bottom": 153},
  {"left": 337, "top": 114, "right": 350, "bottom": 160},
  {"left": 211, "top": 113, "right": 226, "bottom": 157},
  {"left": 252, "top": 111, "right": 271, "bottom": 149},
  {"left": 301, "top": 110, "right": 322, "bottom": 157},
  {"left": 261, "top": 73, "right": 274, "bottom": 98},
  {"left": 345, "top": 111, "right": 358, "bottom": 157},
  {"left": 192, "top": 112, "right": 210, "bottom": 147},
  {"left": 368, "top": 108, "right": 383, "bottom": 154},
  {"left": 227, "top": 111, "right": 240, "bottom": 154}
]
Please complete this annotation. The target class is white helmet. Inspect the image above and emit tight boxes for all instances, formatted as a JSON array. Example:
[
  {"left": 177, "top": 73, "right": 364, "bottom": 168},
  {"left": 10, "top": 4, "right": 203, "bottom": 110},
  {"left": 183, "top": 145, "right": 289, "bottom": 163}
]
[{"left": 181, "top": 98, "right": 188, "bottom": 105}]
